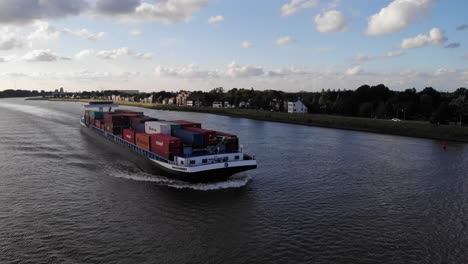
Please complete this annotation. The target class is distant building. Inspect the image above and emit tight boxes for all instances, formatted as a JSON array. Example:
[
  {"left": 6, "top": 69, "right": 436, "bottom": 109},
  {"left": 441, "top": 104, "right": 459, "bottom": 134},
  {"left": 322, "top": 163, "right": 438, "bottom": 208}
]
[
  {"left": 239, "top": 101, "right": 250, "bottom": 108},
  {"left": 186, "top": 93, "right": 205, "bottom": 107},
  {"left": 288, "top": 100, "right": 308, "bottom": 114},
  {"left": 212, "top": 101, "right": 223, "bottom": 108},
  {"left": 141, "top": 95, "right": 153, "bottom": 103},
  {"left": 176, "top": 91, "right": 191, "bottom": 105},
  {"left": 223, "top": 101, "right": 232, "bottom": 108}
]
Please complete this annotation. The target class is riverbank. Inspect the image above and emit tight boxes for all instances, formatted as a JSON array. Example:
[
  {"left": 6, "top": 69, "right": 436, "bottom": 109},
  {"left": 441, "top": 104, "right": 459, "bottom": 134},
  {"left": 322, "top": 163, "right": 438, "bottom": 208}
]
[{"left": 48, "top": 98, "right": 468, "bottom": 143}]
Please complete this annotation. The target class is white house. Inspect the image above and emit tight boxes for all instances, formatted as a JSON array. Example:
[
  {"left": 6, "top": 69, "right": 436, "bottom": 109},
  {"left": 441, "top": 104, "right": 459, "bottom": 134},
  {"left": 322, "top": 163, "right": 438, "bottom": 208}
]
[
  {"left": 212, "top": 101, "right": 223, "bottom": 108},
  {"left": 288, "top": 100, "right": 308, "bottom": 114}
]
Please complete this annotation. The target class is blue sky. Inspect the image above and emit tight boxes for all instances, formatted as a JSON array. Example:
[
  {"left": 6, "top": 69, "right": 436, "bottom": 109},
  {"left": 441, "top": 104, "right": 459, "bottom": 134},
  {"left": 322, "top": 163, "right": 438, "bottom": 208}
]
[{"left": 0, "top": 0, "right": 466, "bottom": 92}]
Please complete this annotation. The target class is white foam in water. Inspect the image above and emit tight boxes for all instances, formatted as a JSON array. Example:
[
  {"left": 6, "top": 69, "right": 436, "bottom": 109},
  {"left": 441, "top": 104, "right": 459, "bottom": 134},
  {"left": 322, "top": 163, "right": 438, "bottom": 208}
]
[{"left": 107, "top": 169, "right": 252, "bottom": 191}]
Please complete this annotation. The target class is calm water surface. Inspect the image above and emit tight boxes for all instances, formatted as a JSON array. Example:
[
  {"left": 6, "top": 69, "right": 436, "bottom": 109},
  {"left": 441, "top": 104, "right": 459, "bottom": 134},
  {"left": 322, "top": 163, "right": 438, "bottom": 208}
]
[{"left": 0, "top": 98, "right": 467, "bottom": 264}]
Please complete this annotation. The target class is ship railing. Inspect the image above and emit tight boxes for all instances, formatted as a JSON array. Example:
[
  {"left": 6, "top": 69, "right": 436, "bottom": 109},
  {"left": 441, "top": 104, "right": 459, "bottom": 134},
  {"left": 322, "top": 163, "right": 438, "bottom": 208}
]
[{"left": 88, "top": 124, "right": 174, "bottom": 164}]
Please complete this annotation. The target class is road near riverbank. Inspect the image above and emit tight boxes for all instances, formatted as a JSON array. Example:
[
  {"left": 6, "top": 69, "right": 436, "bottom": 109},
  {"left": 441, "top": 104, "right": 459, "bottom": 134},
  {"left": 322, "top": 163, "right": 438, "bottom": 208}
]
[{"left": 48, "top": 98, "right": 468, "bottom": 143}]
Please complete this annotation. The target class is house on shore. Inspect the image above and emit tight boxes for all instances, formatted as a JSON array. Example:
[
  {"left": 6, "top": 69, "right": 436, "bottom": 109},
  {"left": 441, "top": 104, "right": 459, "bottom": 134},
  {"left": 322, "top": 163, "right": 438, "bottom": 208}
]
[
  {"left": 186, "top": 93, "right": 205, "bottom": 107},
  {"left": 288, "top": 100, "right": 308, "bottom": 114},
  {"left": 212, "top": 101, "right": 223, "bottom": 108}
]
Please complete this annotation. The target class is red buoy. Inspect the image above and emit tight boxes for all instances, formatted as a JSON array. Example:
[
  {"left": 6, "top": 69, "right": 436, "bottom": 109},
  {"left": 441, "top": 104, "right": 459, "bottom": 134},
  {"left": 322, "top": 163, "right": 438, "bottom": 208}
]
[{"left": 442, "top": 141, "right": 447, "bottom": 150}]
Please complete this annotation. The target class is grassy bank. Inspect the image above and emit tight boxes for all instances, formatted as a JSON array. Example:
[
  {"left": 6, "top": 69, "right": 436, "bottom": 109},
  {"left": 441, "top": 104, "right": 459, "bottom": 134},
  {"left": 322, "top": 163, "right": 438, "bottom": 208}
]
[{"left": 48, "top": 98, "right": 468, "bottom": 143}]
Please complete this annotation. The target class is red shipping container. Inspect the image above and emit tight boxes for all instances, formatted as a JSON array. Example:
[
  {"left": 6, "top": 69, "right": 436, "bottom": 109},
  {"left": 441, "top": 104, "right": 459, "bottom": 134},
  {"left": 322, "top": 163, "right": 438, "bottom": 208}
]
[
  {"left": 95, "top": 119, "right": 101, "bottom": 128},
  {"left": 100, "top": 123, "right": 105, "bottom": 130},
  {"left": 104, "top": 123, "right": 122, "bottom": 135},
  {"left": 136, "top": 133, "right": 151, "bottom": 151},
  {"left": 130, "top": 116, "right": 159, "bottom": 125},
  {"left": 170, "top": 120, "right": 202, "bottom": 128},
  {"left": 90, "top": 118, "right": 95, "bottom": 127},
  {"left": 185, "top": 127, "right": 217, "bottom": 145},
  {"left": 123, "top": 128, "right": 136, "bottom": 144},
  {"left": 150, "top": 134, "right": 182, "bottom": 153},
  {"left": 103, "top": 113, "right": 130, "bottom": 126},
  {"left": 84, "top": 110, "right": 90, "bottom": 117},
  {"left": 115, "top": 110, "right": 144, "bottom": 115},
  {"left": 85, "top": 115, "right": 90, "bottom": 125}
]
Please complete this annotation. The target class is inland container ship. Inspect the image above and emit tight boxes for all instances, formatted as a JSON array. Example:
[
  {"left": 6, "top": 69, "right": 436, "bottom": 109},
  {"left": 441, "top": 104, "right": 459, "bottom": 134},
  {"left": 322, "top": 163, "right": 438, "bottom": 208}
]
[{"left": 80, "top": 102, "right": 257, "bottom": 182}]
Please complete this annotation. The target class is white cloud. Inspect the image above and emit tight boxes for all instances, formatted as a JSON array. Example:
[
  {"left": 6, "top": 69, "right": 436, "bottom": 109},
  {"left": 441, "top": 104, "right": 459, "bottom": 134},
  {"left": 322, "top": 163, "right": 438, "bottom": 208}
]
[
  {"left": 276, "top": 36, "right": 296, "bottom": 46},
  {"left": 27, "top": 21, "right": 105, "bottom": 42},
  {"left": 208, "top": 15, "right": 224, "bottom": 24},
  {"left": 96, "top": 47, "right": 131, "bottom": 60},
  {"left": 0, "top": 36, "right": 24, "bottom": 50},
  {"left": 121, "top": 0, "right": 209, "bottom": 24},
  {"left": 0, "top": 0, "right": 89, "bottom": 24},
  {"left": 155, "top": 64, "right": 220, "bottom": 78},
  {"left": 314, "top": 10, "right": 346, "bottom": 33},
  {"left": 353, "top": 50, "right": 406, "bottom": 62},
  {"left": 366, "top": 0, "right": 435, "bottom": 36},
  {"left": 241, "top": 41, "right": 253, "bottom": 48},
  {"left": 266, "top": 67, "right": 308, "bottom": 77},
  {"left": 346, "top": 65, "right": 363, "bottom": 76},
  {"left": 27, "top": 21, "right": 61, "bottom": 41},
  {"left": 382, "top": 50, "right": 405, "bottom": 58},
  {"left": 0, "top": 27, "right": 26, "bottom": 50},
  {"left": 63, "top": 28, "right": 105, "bottom": 41},
  {"left": 75, "top": 47, "right": 152, "bottom": 60},
  {"left": 75, "top": 49, "right": 95, "bottom": 60},
  {"left": 353, "top": 54, "right": 374, "bottom": 62},
  {"left": 22, "top": 49, "right": 70, "bottom": 62},
  {"left": 130, "top": 29, "right": 143, "bottom": 36},
  {"left": 281, "top": 0, "right": 318, "bottom": 17},
  {"left": 226, "top": 62, "right": 264, "bottom": 77},
  {"left": 400, "top": 28, "right": 447, "bottom": 49},
  {"left": 155, "top": 62, "right": 265, "bottom": 79},
  {"left": 134, "top": 52, "right": 153, "bottom": 60}
]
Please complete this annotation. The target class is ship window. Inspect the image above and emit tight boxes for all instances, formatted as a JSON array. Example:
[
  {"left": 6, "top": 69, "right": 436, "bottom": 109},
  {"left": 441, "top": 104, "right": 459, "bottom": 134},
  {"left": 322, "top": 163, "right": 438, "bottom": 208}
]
[
  {"left": 235, "top": 156, "right": 239, "bottom": 160},
  {"left": 202, "top": 159, "right": 208, "bottom": 164},
  {"left": 223, "top": 157, "right": 229, "bottom": 162},
  {"left": 180, "top": 161, "right": 184, "bottom": 165},
  {"left": 190, "top": 160, "right": 195, "bottom": 165}
]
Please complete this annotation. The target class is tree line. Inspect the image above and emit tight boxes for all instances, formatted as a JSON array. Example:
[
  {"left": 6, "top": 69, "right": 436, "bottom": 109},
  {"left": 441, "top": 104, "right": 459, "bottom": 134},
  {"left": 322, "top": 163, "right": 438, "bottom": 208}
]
[{"left": 2, "top": 84, "right": 467, "bottom": 125}]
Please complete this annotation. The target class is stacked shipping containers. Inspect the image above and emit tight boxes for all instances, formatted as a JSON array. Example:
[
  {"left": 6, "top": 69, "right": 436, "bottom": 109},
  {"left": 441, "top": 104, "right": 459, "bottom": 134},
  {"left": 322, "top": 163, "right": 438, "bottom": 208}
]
[
  {"left": 151, "top": 134, "right": 182, "bottom": 160},
  {"left": 145, "top": 121, "right": 181, "bottom": 135},
  {"left": 185, "top": 127, "right": 217, "bottom": 145},
  {"left": 103, "top": 112, "right": 141, "bottom": 135},
  {"left": 172, "top": 129, "right": 205, "bottom": 147},
  {"left": 169, "top": 120, "right": 202, "bottom": 129},
  {"left": 131, "top": 116, "right": 159, "bottom": 133}
]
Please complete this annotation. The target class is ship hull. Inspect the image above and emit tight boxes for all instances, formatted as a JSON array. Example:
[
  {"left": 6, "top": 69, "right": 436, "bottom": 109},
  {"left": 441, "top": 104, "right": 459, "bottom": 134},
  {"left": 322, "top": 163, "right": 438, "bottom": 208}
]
[{"left": 80, "top": 120, "right": 257, "bottom": 183}]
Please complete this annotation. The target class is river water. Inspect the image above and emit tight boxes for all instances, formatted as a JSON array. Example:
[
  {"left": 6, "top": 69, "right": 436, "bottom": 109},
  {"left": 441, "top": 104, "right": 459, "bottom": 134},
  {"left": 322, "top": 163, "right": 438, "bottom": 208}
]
[{"left": 0, "top": 98, "right": 466, "bottom": 264}]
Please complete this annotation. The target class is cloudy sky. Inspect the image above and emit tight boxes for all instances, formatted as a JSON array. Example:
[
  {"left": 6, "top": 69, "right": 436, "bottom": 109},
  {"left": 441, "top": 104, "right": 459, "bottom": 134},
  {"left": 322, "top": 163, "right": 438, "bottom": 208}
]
[{"left": 0, "top": 0, "right": 467, "bottom": 92}]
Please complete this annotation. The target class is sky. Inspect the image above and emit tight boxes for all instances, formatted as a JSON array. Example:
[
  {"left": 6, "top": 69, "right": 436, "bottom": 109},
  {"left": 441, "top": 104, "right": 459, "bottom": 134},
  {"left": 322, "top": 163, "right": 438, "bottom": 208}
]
[{"left": 0, "top": 0, "right": 467, "bottom": 93}]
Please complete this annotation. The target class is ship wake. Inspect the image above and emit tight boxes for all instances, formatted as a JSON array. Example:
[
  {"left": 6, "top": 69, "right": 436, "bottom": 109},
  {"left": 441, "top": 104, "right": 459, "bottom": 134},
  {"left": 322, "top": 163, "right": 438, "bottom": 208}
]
[{"left": 107, "top": 169, "right": 252, "bottom": 191}]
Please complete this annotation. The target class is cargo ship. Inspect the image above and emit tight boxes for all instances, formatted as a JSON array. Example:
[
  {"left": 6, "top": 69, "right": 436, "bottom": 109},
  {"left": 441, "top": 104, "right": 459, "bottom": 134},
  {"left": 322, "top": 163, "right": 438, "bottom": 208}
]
[{"left": 80, "top": 102, "right": 257, "bottom": 182}]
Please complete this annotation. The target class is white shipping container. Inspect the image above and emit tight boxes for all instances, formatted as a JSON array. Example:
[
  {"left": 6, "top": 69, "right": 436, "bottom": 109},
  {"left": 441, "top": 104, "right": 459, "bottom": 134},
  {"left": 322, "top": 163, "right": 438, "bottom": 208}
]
[{"left": 145, "top": 121, "right": 172, "bottom": 135}]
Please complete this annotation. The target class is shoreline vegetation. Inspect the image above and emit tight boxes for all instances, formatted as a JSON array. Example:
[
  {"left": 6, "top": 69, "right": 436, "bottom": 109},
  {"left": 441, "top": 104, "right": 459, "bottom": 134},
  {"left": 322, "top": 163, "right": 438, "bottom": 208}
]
[{"left": 48, "top": 98, "right": 468, "bottom": 143}]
